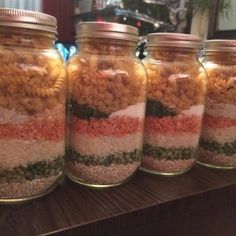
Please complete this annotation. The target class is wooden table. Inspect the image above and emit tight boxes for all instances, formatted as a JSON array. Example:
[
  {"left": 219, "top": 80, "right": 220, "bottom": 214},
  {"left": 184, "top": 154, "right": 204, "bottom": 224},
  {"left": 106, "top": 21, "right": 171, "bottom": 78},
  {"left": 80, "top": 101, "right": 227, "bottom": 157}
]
[{"left": 1, "top": 165, "right": 236, "bottom": 236}]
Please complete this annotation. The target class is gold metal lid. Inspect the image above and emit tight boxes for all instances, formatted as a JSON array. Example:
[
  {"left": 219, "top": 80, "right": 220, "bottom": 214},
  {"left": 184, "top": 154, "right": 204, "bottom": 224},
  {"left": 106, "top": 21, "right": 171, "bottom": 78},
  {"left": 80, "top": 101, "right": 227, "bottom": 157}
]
[
  {"left": 76, "top": 22, "right": 138, "bottom": 42},
  {"left": 204, "top": 40, "right": 236, "bottom": 52},
  {"left": 147, "top": 33, "right": 202, "bottom": 49},
  {"left": 0, "top": 8, "right": 57, "bottom": 33}
]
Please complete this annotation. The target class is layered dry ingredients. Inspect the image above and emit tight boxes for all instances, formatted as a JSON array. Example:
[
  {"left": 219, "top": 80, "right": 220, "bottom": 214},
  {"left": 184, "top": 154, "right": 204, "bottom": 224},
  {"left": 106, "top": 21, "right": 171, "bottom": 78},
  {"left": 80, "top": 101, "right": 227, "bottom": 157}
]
[
  {"left": 199, "top": 59, "right": 236, "bottom": 168},
  {"left": 142, "top": 49, "right": 206, "bottom": 174},
  {"left": 67, "top": 39, "right": 146, "bottom": 186},
  {"left": 0, "top": 30, "right": 66, "bottom": 200}
]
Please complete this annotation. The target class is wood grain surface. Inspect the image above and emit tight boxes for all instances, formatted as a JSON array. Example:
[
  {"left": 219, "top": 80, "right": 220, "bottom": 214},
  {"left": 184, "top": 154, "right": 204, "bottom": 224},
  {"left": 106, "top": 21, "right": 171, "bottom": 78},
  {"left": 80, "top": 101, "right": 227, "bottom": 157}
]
[{"left": 1, "top": 165, "right": 236, "bottom": 236}]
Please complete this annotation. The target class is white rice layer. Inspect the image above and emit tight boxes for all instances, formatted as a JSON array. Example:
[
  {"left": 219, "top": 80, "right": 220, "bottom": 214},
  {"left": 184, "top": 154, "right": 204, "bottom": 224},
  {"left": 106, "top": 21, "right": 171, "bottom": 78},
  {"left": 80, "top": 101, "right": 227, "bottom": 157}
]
[
  {"left": 144, "top": 132, "right": 200, "bottom": 148},
  {"left": 0, "top": 139, "right": 65, "bottom": 169},
  {"left": 109, "top": 102, "right": 146, "bottom": 119},
  {"left": 71, "top": 132, "right": 143, "bottom": 157},
  {"left": 181, "top": 104, "right": 204, "bottom": 116},
  {"left": 201, "top": 126, "right": 236, "bottom": 143},
  {"left": 205, "top": 98, "right": 236, "bottom": 119}
]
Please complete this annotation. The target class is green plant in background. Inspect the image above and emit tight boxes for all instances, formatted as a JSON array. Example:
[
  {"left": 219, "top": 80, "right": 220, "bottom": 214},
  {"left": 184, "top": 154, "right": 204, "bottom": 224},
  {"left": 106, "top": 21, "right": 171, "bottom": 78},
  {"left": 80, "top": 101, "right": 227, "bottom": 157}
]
[{"left": 188, "top": 0, "right": 232, "bottom": 17}]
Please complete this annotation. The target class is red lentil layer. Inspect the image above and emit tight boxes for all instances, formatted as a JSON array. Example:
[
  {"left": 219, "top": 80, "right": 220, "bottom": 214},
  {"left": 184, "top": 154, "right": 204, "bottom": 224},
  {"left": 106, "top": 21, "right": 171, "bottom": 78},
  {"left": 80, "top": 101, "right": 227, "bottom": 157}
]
[
  {"left": 145, "top": 115, "right": 202, "bottom": 134},
  {"left": 203, "top": 114, "right": 236, "bottom": 128},
  {"left": 71, "top": 116, "right": 144, "bottom": 137},
  {"left": 0, "top": 120, "right": 65, "bottom": 141}
]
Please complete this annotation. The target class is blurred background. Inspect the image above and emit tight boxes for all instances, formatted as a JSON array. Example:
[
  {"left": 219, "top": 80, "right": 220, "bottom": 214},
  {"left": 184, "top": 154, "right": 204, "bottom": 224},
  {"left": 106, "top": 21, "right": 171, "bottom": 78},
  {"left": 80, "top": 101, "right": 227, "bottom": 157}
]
[{"left": 0, "top": 0, "right": 234, "bottom": 60}]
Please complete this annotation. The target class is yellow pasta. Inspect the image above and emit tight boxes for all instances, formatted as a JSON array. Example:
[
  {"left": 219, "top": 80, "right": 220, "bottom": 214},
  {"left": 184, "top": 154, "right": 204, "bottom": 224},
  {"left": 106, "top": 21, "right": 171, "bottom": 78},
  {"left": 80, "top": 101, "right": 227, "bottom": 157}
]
[
  {"left": 0, "top": 28, "right": 67, "bottom": 114},
  {"left": 67, "top": 39, "right": 146, "bottom": 114}
]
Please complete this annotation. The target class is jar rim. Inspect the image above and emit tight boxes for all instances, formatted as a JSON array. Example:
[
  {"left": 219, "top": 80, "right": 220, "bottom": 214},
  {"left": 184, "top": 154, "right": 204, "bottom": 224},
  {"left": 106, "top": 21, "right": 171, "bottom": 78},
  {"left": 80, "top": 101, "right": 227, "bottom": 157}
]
[
  {"left": 204, "top": 39, "right": 236, "bottom": 52},
  {"left": 147, "top": 33, "right": 202, "bottom": 49},
  {"left": 76, "top": 22, "right": 138, "bottom": 42},
  {"left": 0, "top": 8, "right": 57, "bottom": 33}
]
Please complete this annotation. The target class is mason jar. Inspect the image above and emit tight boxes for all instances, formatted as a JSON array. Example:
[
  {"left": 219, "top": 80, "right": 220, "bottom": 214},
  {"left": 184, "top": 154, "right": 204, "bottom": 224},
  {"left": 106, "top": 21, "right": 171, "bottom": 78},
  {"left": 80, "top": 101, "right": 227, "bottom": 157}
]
[
  {"left": 67, "top": 22, "right": 147, "bottom": 187},
  {"left": 0, "top": 8, "right": 66, "bottom": 203},
  {"left": 141, "top": 33, "right": 207, "bottom": 175},
  {"left": 198, "top": 40, "right": 236, "bottom": 169}
]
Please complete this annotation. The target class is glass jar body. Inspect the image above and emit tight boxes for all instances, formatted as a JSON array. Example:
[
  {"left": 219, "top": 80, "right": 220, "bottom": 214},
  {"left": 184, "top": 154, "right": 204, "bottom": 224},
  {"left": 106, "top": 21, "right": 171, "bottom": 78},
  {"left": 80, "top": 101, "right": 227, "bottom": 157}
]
[
  {"left": 67, "top": 38, "right": 147, "bottom": 187},
  {"left": 198, "top": 52, "right": 236, "bottom": 169},
  {"left": 142, "top": 47, "right": 207, "bottom": 175},
  {"left": 0, "top": 27, "right": 66, "bottom": 202}
]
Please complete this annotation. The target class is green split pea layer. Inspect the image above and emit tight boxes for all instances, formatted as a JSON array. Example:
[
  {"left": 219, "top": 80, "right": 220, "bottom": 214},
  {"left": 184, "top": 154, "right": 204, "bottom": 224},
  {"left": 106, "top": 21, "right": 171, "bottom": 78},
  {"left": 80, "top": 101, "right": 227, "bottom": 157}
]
[
  {"left": 0, "top": 157, "right": 63, "bottom": 183},
  {"left": 144, "top": 144, "right": 197, "bottom": 160},
  {"left": 68, "top": 149, "right": 142, "bottom": 166},
  {"left": 200, "top": 139, "right": 236, "bottom": 156}
]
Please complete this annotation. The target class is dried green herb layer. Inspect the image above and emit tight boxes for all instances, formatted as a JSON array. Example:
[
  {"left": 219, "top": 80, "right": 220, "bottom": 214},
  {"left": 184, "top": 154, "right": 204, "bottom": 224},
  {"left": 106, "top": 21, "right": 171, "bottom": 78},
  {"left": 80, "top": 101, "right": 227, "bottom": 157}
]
[
  {"left": 70, "top": 100, "right": 109, "bottom": 119},
  {"left": 68, "top": 149, "right": 142, "bottom": 166},
  {"left": 146, "top": 99, "right": 177, "bottom": 118}
]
